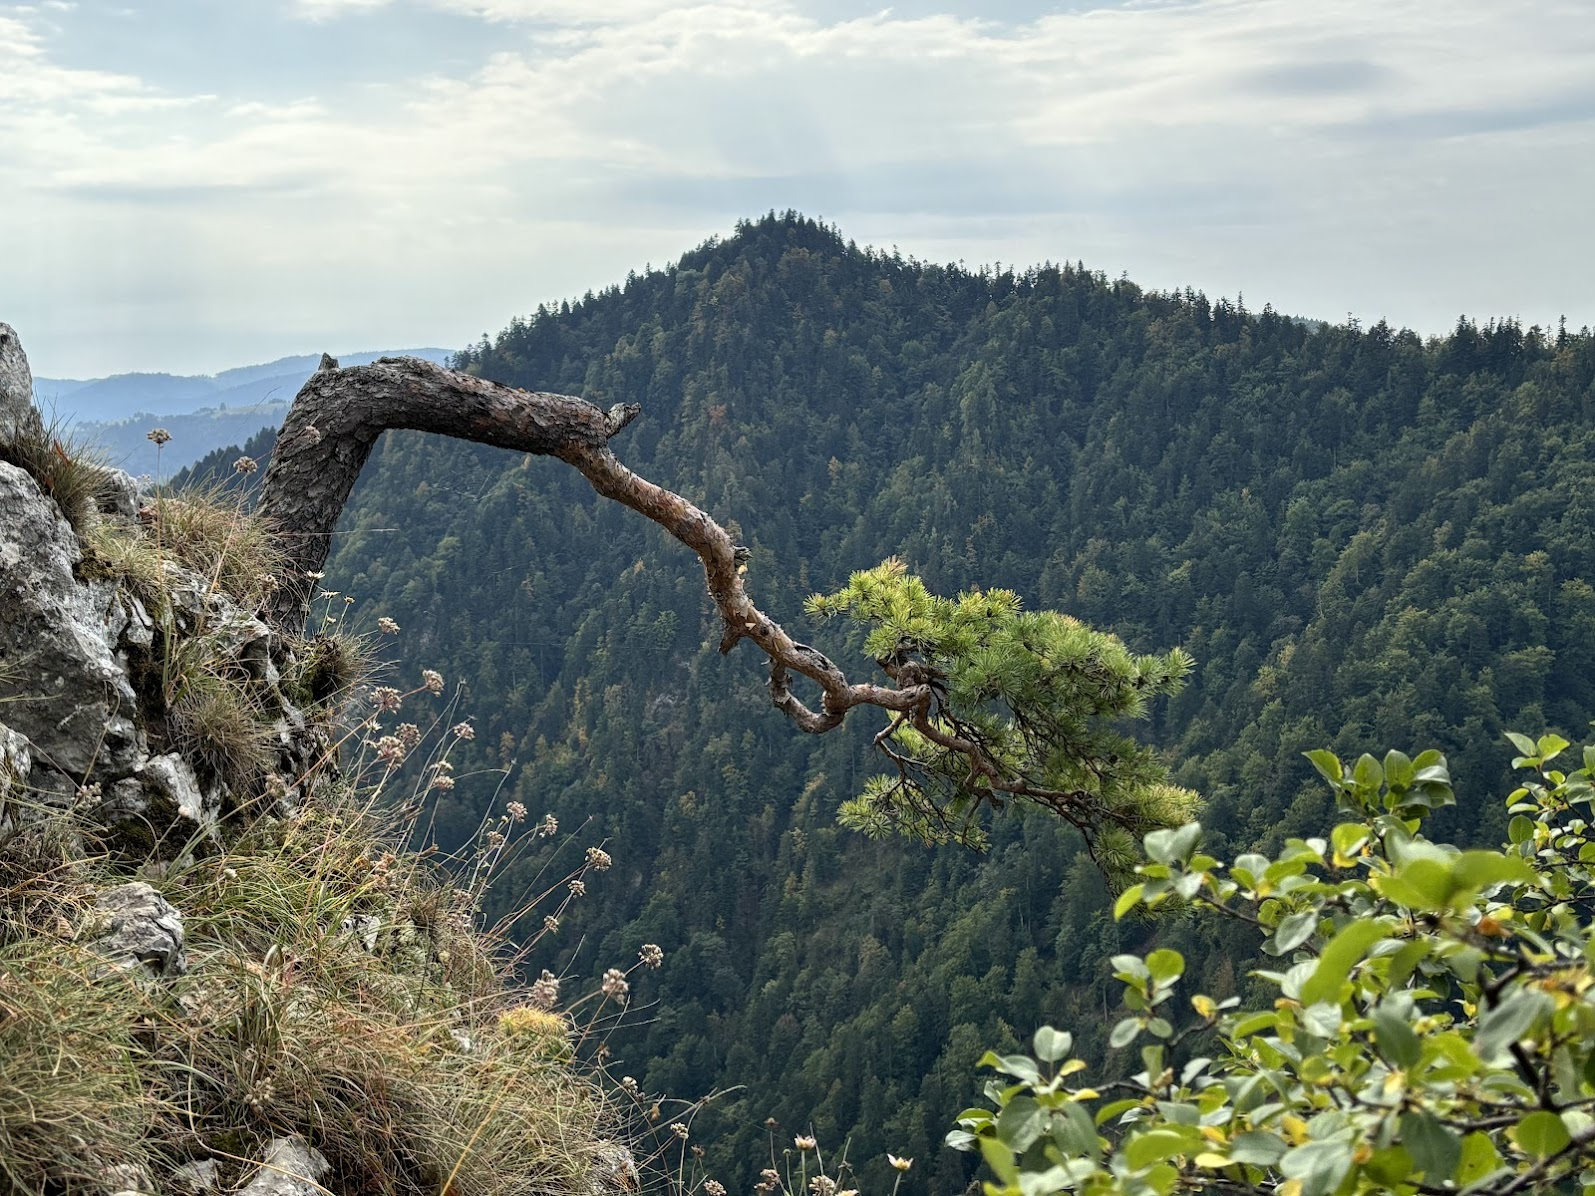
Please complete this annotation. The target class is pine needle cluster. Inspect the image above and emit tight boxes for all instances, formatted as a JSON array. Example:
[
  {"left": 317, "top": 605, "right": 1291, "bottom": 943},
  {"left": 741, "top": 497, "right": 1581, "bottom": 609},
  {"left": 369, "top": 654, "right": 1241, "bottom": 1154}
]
[{"left": 808, "top": 559, "right": 1199, "bottom": 875}]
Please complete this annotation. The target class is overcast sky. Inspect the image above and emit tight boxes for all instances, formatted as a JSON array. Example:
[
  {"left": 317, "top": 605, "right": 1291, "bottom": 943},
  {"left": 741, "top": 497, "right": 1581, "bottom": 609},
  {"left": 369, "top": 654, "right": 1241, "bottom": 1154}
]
[{"left": 4, "top": 0, "right": 1592, "bottom": 379}]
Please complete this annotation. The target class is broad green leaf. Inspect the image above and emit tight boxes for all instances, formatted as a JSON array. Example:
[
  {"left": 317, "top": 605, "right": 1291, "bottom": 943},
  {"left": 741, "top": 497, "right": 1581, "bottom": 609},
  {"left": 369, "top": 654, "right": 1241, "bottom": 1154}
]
[
  {"left": 995, "top": 1095, "right": 1046, "bottom": 1153},
  {"left": 1123, "top": 1127, "right": 1195, "bottom": 1171},
  {"left": 1374, "top": 1007, "right": 1421, "bottom": 1069},
  {"left": 1506, "top": 731, "right": 1539, "bottom": 758},
  {"left": 1362, "top": 1146, "right": 1414, "bottom": 1187},
  {"left": 1512, "top": 1110, "right": 1572, "bottom": 1158},
  {"left": 1145, "top": 822, "right": 1201, "bottom": 865},
  {"left": 1540, "top": 733, "right": 1571, "bottom": 761},
  {"left": 1267, "top": 909, "right": 1318, "bottom": 955},
  {"left": 1279, "top": 1139, "right": 1353, "bottom": 1196},
  {"left": 1476, "top": 989, "right": 1553, "bottom": 1063},
  {"left": 1113, "top": 884, "right": 1144, "bottom": 920},
  {"left": 1375, "top": 855, "right": 1453, "bottom": 911},
  {"left": 1456, "top": 1132, "right": 1504, "bottom": 1186},
  {"left": 1033, "top": 1026, "right": 1072, "bottom": 1064},
  {"left": 1305, "top": 749, "right": 1344, "bottom": 785},
  {"left": 1452, "top": 850, "right": 1535, "bottom": 896},
  {"left": 979, "top": 1134, "right": 1020, "bottom": 1185},
  {"left": 1227, "top": 1130, "right": 1287, "bottom": 1166},
  {"left": 1108, "top": 1017, "right": 1141, "bottom": 1049},
  {"left": 1330, "top": 822, "right": 1370, "bottom": 859},
  {"left": 1301, "top": 920, "right": 1391, "bottom": 1005},
  {"left": 1053, "top": 1102, "right": 1099, "bottom": 1156},
  {"left": 1145, "top": 949, "right": 1184, "bottom": 984},
  {"left": 1401, "top": 1110, "right": 1460, "bottom": 1181},
  {"left": 1383, "top": 749, "right": 1414, "bottom": 789},
  {"left": 1353, "top": 753, "right": 1383, "bottom": 791}
]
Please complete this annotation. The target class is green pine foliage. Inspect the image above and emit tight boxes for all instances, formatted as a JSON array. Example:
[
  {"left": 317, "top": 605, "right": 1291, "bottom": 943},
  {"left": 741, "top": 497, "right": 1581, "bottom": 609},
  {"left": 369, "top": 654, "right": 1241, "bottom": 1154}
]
[
  {"left": 810, "top": 559, "right": 1196, "bottom": 871},
  {"left": 188, "top": 212, "right": 1595, "bottom": 1194}
]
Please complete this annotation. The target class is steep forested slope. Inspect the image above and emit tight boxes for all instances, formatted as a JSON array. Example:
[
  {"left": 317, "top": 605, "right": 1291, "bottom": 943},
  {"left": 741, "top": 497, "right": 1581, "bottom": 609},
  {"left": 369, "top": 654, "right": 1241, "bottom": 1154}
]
[{"left": 213, "top": 214, "right": 1595, "bottom": 1194}]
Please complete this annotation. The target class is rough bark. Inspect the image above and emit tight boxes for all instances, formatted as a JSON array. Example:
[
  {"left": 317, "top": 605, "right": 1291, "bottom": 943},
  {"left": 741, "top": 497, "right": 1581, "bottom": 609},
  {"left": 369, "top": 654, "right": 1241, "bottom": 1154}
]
[{"left": 257, "top": 356, "right": 918, "bottom": 736}]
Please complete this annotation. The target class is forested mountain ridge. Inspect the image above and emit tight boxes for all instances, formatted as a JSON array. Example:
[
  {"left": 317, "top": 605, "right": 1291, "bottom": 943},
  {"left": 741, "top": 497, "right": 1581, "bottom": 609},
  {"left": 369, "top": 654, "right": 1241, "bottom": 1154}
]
[{"left": 196, "top": 214, "right": 1595, "bottom": 1194}]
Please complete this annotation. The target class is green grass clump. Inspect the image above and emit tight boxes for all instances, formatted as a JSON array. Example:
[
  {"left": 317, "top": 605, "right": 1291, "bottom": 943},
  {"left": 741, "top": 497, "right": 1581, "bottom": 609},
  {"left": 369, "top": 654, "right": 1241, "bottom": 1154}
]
[
  {"left": 152, "top": 792, "right": 611, "bottom": 1195},
  {"left": 0, "top": 942, "right": 160, "bottom": 1193},
  {"left": 0, "top": 782, "right": 616, "bottom": 1195}
]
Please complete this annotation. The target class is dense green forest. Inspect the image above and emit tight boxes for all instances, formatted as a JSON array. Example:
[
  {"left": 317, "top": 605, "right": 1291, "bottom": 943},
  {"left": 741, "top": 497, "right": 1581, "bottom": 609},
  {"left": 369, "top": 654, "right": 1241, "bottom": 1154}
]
[{"left": 188, "top": 213, "right": 1595, "bottom": 1194}]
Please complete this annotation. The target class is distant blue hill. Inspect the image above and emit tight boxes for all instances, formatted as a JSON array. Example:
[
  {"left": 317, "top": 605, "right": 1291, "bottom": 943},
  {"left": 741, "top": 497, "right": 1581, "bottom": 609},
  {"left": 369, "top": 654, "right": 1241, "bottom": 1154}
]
[
  {"left": 35, "top": 347, "right": 457, "bottom": 474},
  {"left": 34, "top": 348, "right": 456, "bottom": 426}
]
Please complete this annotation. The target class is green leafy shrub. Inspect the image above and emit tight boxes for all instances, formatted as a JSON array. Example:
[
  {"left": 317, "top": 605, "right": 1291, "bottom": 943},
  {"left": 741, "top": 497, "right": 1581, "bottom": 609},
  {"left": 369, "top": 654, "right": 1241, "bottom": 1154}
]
[{"left": 954, "top": 734, "right": 1595, "bottom": 1196}]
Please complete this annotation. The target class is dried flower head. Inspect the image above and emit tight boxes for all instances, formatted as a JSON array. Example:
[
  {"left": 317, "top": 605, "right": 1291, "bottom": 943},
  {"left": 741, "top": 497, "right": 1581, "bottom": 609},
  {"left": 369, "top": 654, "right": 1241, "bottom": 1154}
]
[
  {"left": 537, "top": 813, "right": 558, "bottom": 838},
  {"left": 620, "top": 1075, "right": 640, "bottom": 1094},
  {"left": 452, "top": 721, "right": 475, "bottom": 741},
  {"left": 639, "top": 943, "right": 664, "bottom": 969},
  {"left": 585, "top": 846, "right": 612, "bottom": 870},
  {"left": 233, "top": 454, "right": 258, "bottom": 475},
  {"left": 529, "top": 969, "right": 560, "bottom": 1009},
  {"left": 485, "top": 830, "right": 506, "bottom": 849},
  {"left": 372, "top": 686, "right": 403, "bottom": 713},
  {"left": 794, "top": 1136, "right": 817, "bottom": 1152},
  {"left": 601, "top": 968, "right": 630, "bottom": 1000},
  {"left": 377, "top": 616, "right": 400, "bottom": 634},
  {"left": 568, "top": 879, "right": 586, "bottom": 897},
  {"left": 670, "top": 1122, "right": 689, "bottom": 1141},
  {"left": 543, "top": 914, "right": 559, "bottom": 933},
  {"left": 704, "top": 1180, "right": 726, "bottom": 1196},
  {"left": 888, "top": 1155, "right": 913, "bottom": 1173},
  {"left": 422, "top": 668, "right": 445, "bottom": 694},
  {"left": 305, "top": 570, "right": 325, "bottom": 580},
  {"left": 810, "top": 1177, "right": 836, "bottom": 1196},
  {"left": 374, "top": 735, "right": 405, "bottom": 765},
  {"left": 431, "top": 774, "right": 455, "bottom": 791},
  {"left": 146, "top": 427, "right": 171, "bottom": 446},
  {"left": 396, "top": 722, "right": 422, "bottom": 749},
  {"left": 506, "top": 800, "right": 527, "bottom": 822}
]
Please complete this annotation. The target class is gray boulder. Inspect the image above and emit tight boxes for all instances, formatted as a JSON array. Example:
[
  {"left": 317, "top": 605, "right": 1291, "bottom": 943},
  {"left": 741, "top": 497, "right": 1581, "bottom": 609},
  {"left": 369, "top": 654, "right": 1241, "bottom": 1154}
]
[
  {"left": 0, "top": 462, "right": 144, "bottom": 784},
  {"left": 88, "top": 881, "right": 186, "bottom": 979},
  {"left": 0, "top": 322, "right": 42, "bottom": 447},
  {"left": 236, "top": 1137, "right": 329, "bottom": 1196}
]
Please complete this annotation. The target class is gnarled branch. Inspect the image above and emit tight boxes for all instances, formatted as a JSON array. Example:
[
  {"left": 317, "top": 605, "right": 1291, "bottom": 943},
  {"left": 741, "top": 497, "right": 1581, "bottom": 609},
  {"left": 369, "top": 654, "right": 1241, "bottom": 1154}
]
[{"left": 257, "top": 355, "right": 916, "bottom": 735}]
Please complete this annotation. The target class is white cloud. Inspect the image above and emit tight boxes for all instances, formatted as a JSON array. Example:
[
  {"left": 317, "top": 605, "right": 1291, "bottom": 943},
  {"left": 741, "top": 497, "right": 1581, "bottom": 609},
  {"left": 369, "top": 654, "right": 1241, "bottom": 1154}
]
[{"left": 1, "top": 0, "right": 1592, "bottom": 375}]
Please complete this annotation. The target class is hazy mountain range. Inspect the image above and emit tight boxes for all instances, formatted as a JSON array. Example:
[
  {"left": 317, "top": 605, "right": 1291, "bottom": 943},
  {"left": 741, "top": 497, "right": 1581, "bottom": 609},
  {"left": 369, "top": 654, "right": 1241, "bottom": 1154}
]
[{"left": 37, "top": 348, "right": 454, "bottom": 474}]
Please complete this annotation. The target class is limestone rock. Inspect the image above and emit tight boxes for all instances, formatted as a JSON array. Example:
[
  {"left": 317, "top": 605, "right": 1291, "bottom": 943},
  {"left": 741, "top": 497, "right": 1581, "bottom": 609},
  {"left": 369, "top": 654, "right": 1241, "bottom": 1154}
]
[
  {"left": 102, "top": 1162, "right": 154, "bottom": 1196},
  {"left": 101, "top": 1162, "right": 153, "bottom": 1196},
  {"left": 236, "top": 1137, "right": 329, "bottom": 1196},
  {"left": 98, "top": 467, "right": 143, "bottom": 523},
  {"left": 0, "top": 322, "right": 42, "bottom": 447},
  {"left": 0, "top": 462, "right": 144, "bottom": 783},
  {"left": 589, "top": 1140, "right": 640, "bottom": 1195},
  {"left": 141, "top": 752, "right": 219, "bottom": 843},
  {"left": 88, "top": 881, "right": 186, "bottom": 979},
  {"left": 0, "top": 720, "right": 32, "bottom": 829},
  {"left": 169, "top": 1158, "right": 221, "bottom": 1192}
]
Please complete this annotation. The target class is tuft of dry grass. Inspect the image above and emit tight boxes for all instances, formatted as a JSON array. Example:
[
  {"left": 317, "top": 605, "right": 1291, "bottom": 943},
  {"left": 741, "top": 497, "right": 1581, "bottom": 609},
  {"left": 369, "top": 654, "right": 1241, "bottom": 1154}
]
[
  {"left": 0, "top": 939, "right": 161, "bottom": 1194},
  {"left": 148, "top": 485, "right": 285, "bottom": 612},
  {"left": 0, "top": 418, "right": 118, "bottom": 535},
  {"left": 151, "top": 783, "right": 614, "bottom": 1195}
]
